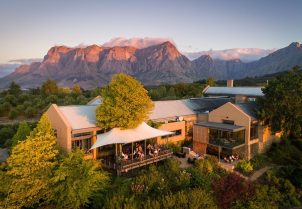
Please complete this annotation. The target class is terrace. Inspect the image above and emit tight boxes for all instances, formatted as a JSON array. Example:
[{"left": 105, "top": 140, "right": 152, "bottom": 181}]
[{"left": 90, "top": 122, "right": 174, "bottom": 175}]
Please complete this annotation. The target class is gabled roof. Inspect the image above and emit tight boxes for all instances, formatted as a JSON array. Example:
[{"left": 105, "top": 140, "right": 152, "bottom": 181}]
[
  {"left": 204, "top": 87, "right": 264, "bottom": 97},
  {"left": 58, "top": 105, "right": 98, "bottom": 130},
  {"left": 235, "top": 103, "right": 259, "bottom": 121},
  {"left": 57, "top": 97, "right": 232, "bottom": 130},
  {"left": 87, "top": 96, "right": 102, "bottom": 105},
  {"left": 188, "top": 97, "right": 231, "bottom": 113},
  {"left": 149, "top": 100, "right": 196, "bottom": 120}
]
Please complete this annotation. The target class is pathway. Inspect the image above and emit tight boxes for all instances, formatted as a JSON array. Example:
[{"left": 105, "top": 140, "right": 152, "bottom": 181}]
[{"left": 249, "top": 166, "right": 272, "bottom": 181}]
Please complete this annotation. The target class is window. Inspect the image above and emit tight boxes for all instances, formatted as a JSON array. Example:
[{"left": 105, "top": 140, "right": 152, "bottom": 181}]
[
  {"left": 250, "top": 124, "right": 258, "bottom": 139},
  {"left": 72, "top": 138, "right": 92, "bottom": 154},
  {"left": 223, "top": 120, "right": 234, "bottom": 125},
  {"left": 248, "top": 97, "right": 256, "bottom": 102},
  {"left": 161, "top": 129, "right": 182, "bottom": 139},
  {"left": 72, "top": 132, "right": 92, "bottom": 138},
  {"left": 209, "top": 129, "right": 245, "bottom": 148},
  {"left": 175, "top": 129, "right": 182, "bottom": 136}
]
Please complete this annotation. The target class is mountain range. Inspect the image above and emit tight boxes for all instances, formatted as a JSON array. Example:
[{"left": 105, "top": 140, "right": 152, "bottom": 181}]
[{"left": 0, "top": 41, "right": 301, "bottom": 89}]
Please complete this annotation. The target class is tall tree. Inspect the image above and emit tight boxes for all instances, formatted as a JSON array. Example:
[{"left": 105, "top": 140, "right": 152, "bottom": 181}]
[
  {"left": 8, "top": 82, "right": 21, "bottom": 96},
  {"left": 41, "top": 79, "right": 58, "bottom": 96},
  {"left": 30, "top": 113, "right": 55, "bottom": 137},
  {"left": 51, "top": 149, "right": 109, "bottom": 209},
  {"left": 4, "top": 114, "right": 58, "bottom": 208},
  {"left": 205, "top": 77, "right": 216, "bottom": 86},
  {"left": 96, "top": 73, "right": 154, "bottom": 129},
  {"left": 71, "top": 84, "right": 82, "bottom": 95},
  {"left": 11, "top": 121, "right": 31, "bottom": 147},
  {"left": 258, "top": 67, "right": 302, "bottom": 138}
]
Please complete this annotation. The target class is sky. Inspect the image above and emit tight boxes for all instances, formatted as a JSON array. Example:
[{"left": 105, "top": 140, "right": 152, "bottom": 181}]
[{"left": 0, "top": 0, "right": 302, "bottom": 63}]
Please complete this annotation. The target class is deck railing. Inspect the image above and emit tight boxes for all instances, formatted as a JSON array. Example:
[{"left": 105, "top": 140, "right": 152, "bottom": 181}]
[{"left": 120, "top": 149, "right": 173, "bottom": 172}]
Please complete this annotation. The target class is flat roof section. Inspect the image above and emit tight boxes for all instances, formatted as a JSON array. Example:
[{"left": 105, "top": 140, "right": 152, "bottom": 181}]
[
  {"left": 204, "top": 87, "right": 264, "bottom": 97},
  {"left": 195, "top": 121, "right": 245, "bottom": 132}
]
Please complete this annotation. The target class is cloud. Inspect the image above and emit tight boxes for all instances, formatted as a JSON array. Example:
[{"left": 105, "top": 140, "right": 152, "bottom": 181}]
[
  {"left": 183, "top": 48, "right": 277, "bottom": 62},
  {"left": 102, "top": 37, "right": 176, "bottom": 49},
  {"left": 9, "top": 58, "right": 42, "bottom": 65}
]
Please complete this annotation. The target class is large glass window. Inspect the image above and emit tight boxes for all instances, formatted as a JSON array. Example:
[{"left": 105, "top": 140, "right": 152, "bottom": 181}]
[
  {"left": 209, "top": 129, "right": 245, "bottom": 148},
  {"left": 72, "top": 132, "right": 92, "bottom": 138},
  {"left": 72, "top": 138, "right": 92, "bottom": 154},
  {"left": 250, "top": 124, "right": 258, "bottom": 139}
]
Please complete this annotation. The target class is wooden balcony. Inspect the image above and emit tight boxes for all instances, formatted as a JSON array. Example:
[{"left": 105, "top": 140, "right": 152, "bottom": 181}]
[{"left": 119, "top": 149, "right": 173, "bottom": 172}]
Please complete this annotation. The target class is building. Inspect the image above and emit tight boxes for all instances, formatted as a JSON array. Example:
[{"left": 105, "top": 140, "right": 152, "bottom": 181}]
[
  {"left": 46, "top": 80, "right": 280, "bottom": 169},
  {"left": 193, "top": 81, "right": 280, "bottom": 160}
]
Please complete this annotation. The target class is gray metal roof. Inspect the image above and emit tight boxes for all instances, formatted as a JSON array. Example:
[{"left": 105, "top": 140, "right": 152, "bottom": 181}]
[
  {"left": 87, "top": 96, "right": 103, "bottom": 105},
  {"left": 149, "top": 100, "right": 196, "bottom": 120},
  {"left": 204, "top": 87, "right": 264, "bottom": 97},
  {"left": 195, "top": 121, "right": 245, "bottom": 132},
  {"left": 235, "top": 103, "right": 259, "bottom": 120},
  {"left": 59, "top": 105, "right": 98, "bottom": 130},
  {"left": 59, "top": 97, "right": 234, "bottom": 129},
  {"left": 188, "top": 97, "right": 231, "bottom": 113}
]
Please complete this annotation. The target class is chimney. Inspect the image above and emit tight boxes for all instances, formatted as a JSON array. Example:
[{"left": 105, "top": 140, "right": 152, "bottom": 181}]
[{"left": 227, "top": 80, "right": 234, "bottom": 87}]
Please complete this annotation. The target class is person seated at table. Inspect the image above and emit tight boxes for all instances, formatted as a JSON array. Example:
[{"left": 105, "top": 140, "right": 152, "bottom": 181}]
[
  {"left": 138, "top": 144, "right": 143, "bottom": 153},
  {"left": 140, "top": 152, "right": 145, "bottom": 160},
  {"left": 153, "top": 148, "right": 158, "bottom": 156},
  {"left": 148, "top": 149, "right": 154, "bottom": 157},
  {"left": 121, "top": 152, "right": 128, "bottom": 160},
  {"left": 147, "top": 143, "right": 153, "bottom": 151}
]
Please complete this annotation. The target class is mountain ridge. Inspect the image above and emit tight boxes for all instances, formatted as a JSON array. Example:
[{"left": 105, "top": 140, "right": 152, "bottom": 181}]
[{"left": 0, "top": 41, "right": 301, "bottom": 89}]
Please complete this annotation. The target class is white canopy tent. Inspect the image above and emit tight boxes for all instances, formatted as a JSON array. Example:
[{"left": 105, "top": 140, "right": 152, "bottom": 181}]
[{"left": 91, "top": 122, "right": 174, "bottom": 149}]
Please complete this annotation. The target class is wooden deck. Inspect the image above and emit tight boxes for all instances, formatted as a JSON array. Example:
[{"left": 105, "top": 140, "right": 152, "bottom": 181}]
[{"left": 120, "top": 150, "right": 173, "bottom": 172}]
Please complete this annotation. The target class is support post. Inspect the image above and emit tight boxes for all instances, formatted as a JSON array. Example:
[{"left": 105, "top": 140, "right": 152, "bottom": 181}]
[
  {"left": 132, "top": 142, "right": 133, "bottom": 160},
  {"left": 218, "top": 146, "right": 221, "bottom": 164},
  {"left": 144, "top": 140, "right": 147, "bottom": 157}
]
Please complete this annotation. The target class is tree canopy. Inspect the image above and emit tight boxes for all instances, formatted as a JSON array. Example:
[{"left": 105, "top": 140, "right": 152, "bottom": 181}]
[
  {"left": 96, "top": 73, "right": 154, "bottom": 129},
  {"left": 4, "top": 114, "right": 59, "bottom": 208},
  {"left": 11, "top": 121, "right": 31, "bottom": 147},
  {"left": 51, "top": 149, "right": 109, "bottom": 209},
  {"left": 41, "top": 79, "right": 59, "bottom": 95},
  {"left": 257, "top": 66, "right": 302, "bottom": 138}
]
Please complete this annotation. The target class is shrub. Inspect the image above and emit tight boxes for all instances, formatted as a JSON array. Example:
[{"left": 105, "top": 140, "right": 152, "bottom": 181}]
[
  {"left": 235, "top": 160, "right": 253, "bottom": 174},
  {"left": 250, "top": 154, "right": 269, "bottom": 170},
  {"left": 8, "top": 109, "right": 18, "bottom": 119},
  {"left": 213, "top": 173, "right": 253, "bottom": 209},
  {"left": 0, "top": 127, "right": 14, "bottom": 147},
  {"left": 25, "top": 107, "right": 36, "bottom": 118},
  {"left": 165, "top": 142, "right": 182, "bottom": 153}
]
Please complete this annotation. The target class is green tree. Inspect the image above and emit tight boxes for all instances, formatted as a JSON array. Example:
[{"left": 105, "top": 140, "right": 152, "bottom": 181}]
[
  {"left": 8, "top": 82, "right": 21, "bottom": 96},
  {"left": 258, "top": 67, "right": 302, "bottom": 138},
  {"left": 11, "top": 121, "right": 31, "bottom": 147},
  {"left": 205, "top": 77, "right": 216, "bottom": 86},
  {"left": 4, "top": 114, "right": 58, "bottom": 208},
  {"left": 24, "top": 106, "right": 36, "bottom": 118},
  {"left": 96, "top": 73, "right": 154, "bottom": 129},
  {"left": 30, "top": 114, "right": 55, "bottom": 137},
  {"left": 72, "top": 84, "right": 82, "bottom": 95},
  {"left": 0, "top": 127, "right": 14, "bottom": 147},
  {"left": 8, "top": 109, "right": 18, "bottom": 120},
  {"left": 51, "top": 149, "right": 109, "bottom": 209},
  {"left": 41, "top": 79, "right": 59, "bottom": 96}
]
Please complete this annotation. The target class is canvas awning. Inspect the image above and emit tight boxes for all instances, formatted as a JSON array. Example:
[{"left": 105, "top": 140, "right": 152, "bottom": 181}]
[
  {"left": 195, "top": 121, "right": 245, "bottom": 132},
  {"left": 90, "top": 122, "right": 174, "bottom": 149}
]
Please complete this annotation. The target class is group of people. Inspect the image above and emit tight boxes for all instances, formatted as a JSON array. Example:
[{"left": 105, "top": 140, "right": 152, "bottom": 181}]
[
  {"left": 146, "top": 143, "right": 160, "bottom": 157},
  {"left": 121, "top": 143, "right": 161, "bottom": 161},
  {"left": 223, "top": 154, "right": 239, "bottom": 163}
]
